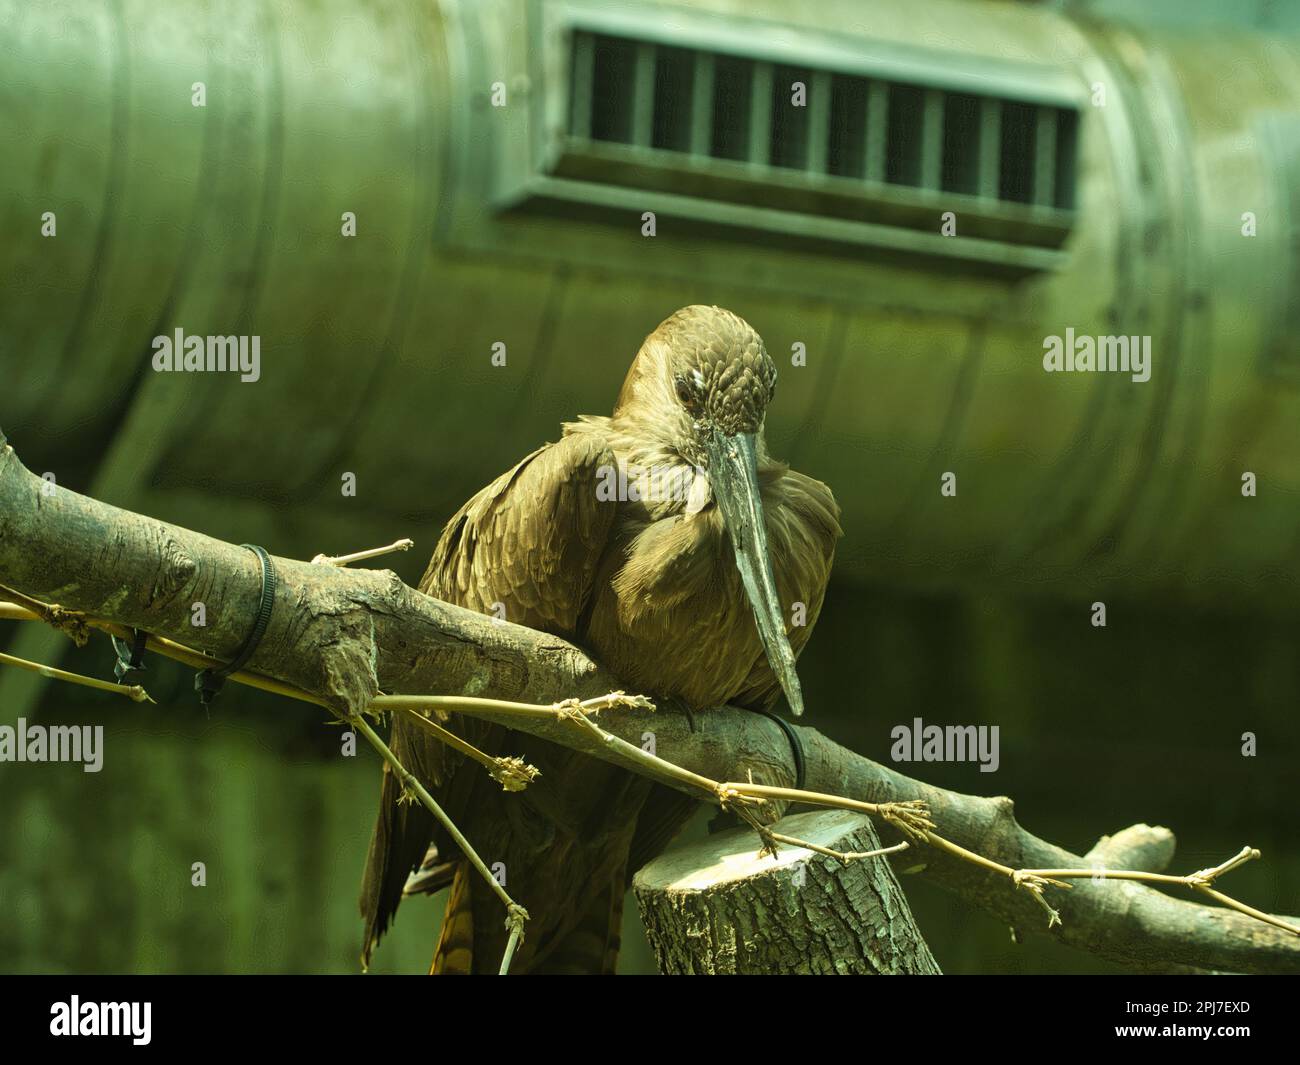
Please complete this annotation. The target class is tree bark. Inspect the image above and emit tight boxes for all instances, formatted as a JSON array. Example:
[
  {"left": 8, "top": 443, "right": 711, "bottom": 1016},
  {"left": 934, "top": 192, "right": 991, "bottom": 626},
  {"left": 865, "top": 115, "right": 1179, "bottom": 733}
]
[
  {"left": 634, "top": 809, "right": 941, "bottom": 974},
  {"left": 1, "top": 428, "right": 1297, "bottom": 974}
]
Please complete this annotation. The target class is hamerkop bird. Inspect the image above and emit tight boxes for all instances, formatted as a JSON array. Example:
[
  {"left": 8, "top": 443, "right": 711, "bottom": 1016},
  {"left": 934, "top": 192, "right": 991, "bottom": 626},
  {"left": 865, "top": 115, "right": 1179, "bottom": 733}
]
[{"left": 361, "top": 305, "right": 840, "bottom": 973}]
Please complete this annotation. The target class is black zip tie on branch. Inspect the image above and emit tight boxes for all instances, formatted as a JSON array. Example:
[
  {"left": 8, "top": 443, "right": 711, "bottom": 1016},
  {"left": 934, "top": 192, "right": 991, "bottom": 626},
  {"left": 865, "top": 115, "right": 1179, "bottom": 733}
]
[
  {"left": 194, "top": 544, "right": 277, "bottom": 707},
  {"left": 111, "top": 628, "right": 148, "bottom": 684},
  {"left": 750, "top": 707, "right": 806, "bottom": 792},
  {"left": 709, "top": 706, "right": 807, "bottom": 835}
]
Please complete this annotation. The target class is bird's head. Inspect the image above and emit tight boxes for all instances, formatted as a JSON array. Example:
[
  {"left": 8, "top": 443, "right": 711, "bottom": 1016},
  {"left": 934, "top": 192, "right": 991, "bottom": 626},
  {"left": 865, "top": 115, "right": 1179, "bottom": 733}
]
[
  {"left": 663, "top": 309, "right": 777, "bottom": 451},
  {"left": 615, "top": 306, "right": 803, "bottom": 716},
  {"left": 615, "top": 305, "right": 777, "bottom": 462}
]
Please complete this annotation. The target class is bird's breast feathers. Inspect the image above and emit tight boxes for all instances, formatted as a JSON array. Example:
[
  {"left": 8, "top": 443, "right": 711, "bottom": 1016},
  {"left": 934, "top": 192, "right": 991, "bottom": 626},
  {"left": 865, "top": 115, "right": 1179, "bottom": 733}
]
[{"left": 588, "top": 463, "right": 840, "bottom": 710}]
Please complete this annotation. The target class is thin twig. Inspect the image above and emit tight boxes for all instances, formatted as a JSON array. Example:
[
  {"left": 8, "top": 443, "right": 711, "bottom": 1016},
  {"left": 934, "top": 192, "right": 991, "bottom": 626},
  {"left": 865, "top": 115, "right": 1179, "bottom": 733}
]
[
  {"left": 730, "top": 801, "right": 910, "bottom": 864},
  {"left": 397, "top": 707, "right": 539, "bottom": 792},
  {"left": 499, "top": 910, "right": 527, "bottom": 976},
  {"left": 1018, "top": 847, "right": 1300, "bottom": 936},
  {"left": 0, "top": 585, "right": 89, "bottom": 645},
  {"left": 0, "top": 650, "right": 153, "bottom": 703},
  {"left": 349, "top": 714, "right": 528, "bottom": 974},
  {"left": 311, "top": 538, "right": 415, "bottom": 567},
  {"left": 371, "top": 691, "right": 653, "bottom": 723},
  {"left": 770, "top": 834, "right": 909, "bottom": 864}
]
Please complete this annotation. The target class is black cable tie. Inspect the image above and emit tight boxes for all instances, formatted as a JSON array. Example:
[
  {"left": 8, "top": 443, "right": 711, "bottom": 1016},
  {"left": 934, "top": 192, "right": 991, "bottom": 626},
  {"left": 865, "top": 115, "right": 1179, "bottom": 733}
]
[
  {"left": 195, "top": 544, "right": 277, "bottom": 707},
  {"left": 111, "top": 628, "right": 148, "bottom": 684},
  {"left": 751, "top": 707, "right": 806, "bottom": 792}
]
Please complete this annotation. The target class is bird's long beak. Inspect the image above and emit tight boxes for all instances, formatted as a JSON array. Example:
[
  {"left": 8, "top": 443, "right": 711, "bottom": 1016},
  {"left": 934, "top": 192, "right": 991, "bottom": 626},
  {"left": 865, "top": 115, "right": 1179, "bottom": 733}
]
[{"left": 705, "top": 431, "right": 804, "bottom": 717}]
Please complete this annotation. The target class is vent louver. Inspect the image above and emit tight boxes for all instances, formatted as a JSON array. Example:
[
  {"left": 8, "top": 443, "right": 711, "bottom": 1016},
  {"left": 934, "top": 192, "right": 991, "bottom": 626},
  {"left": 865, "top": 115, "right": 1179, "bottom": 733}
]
[
  {"left": 525, "top": 27, "right": 1082, "bottom": 274},
  {"left": 571, "top": 31, "right": 1077, "bottom": 209}
]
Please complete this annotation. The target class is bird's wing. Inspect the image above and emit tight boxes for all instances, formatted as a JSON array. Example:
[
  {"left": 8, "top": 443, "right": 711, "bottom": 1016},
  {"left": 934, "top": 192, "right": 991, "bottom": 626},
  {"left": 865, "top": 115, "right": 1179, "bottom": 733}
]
[
  {"left": 360, "top": 431, "right": 619, "bottom": 969},
  {"left": 419, "top": 432, "right": 617, "bottom": 631}
]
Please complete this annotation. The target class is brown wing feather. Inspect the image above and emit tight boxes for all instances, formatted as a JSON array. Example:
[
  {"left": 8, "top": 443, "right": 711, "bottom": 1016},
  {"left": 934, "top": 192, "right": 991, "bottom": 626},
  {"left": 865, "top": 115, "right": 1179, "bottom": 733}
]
[
  {"left": 360, "top": 433, "right": 618, "bottom": 967},
  {"left": 421, "top": 438, "right": 614, "bottom": 629}
]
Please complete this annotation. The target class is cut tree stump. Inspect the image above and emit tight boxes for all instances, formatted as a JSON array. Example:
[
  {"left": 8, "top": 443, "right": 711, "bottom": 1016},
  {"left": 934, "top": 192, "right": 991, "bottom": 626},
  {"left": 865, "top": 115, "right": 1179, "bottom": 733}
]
[{"left": 633, "top": 808, "right": 941, "bottom": 974}]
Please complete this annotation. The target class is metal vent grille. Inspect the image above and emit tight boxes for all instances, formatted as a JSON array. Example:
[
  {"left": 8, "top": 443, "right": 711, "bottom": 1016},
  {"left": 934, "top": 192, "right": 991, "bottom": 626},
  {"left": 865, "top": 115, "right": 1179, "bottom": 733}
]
[{"left": 568, "top": 30, "right": 1078, "bottom": 210}]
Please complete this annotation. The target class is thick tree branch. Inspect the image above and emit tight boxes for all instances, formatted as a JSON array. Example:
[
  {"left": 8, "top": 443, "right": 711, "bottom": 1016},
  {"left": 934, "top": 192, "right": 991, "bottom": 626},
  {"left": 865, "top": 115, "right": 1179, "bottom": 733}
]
[{"left": 0, "top": 429, "right": 1296, "bottom": 974}]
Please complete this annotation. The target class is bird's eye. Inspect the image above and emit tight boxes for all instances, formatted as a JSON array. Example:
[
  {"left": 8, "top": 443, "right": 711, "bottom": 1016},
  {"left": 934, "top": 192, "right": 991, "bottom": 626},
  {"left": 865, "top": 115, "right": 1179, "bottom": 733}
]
[{"left": 674, "top": 375, "right": 694, "bottom": 405}]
